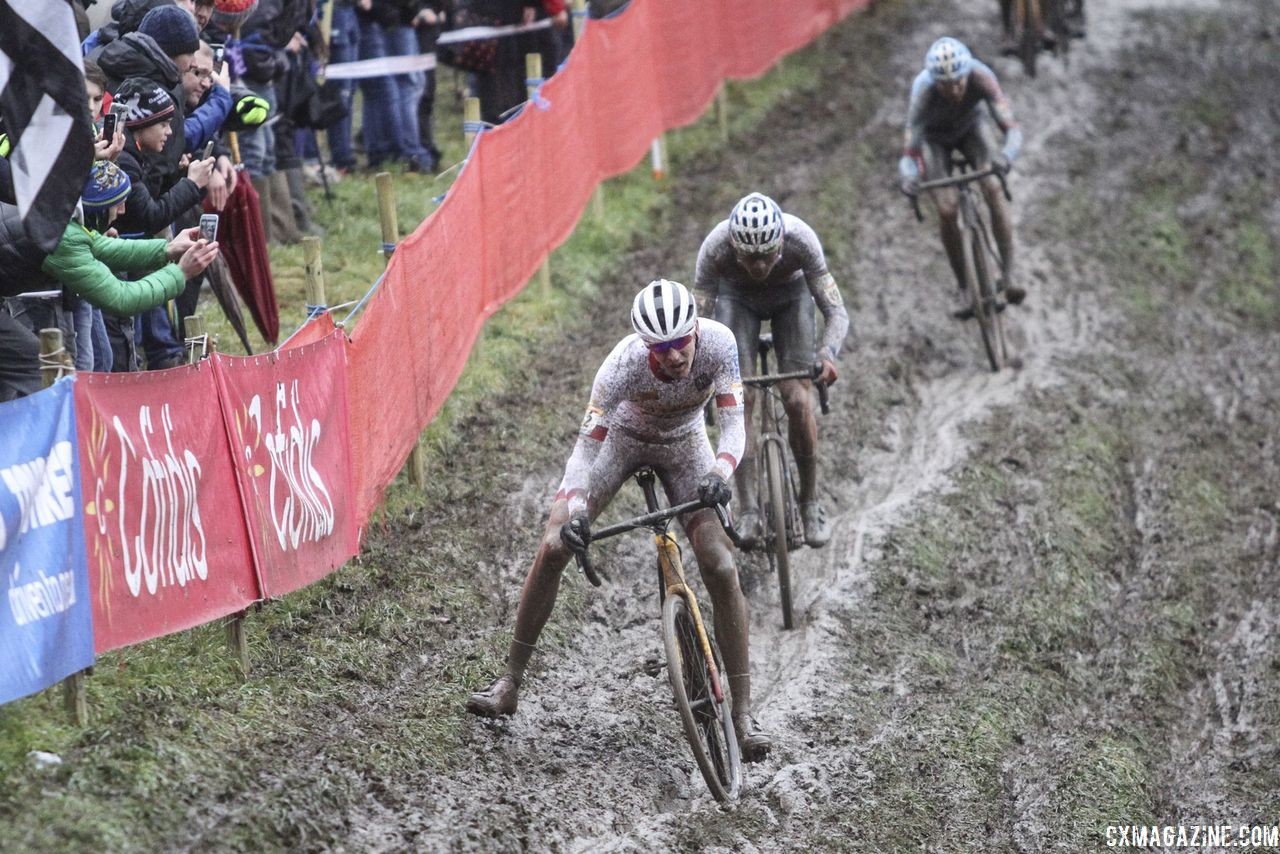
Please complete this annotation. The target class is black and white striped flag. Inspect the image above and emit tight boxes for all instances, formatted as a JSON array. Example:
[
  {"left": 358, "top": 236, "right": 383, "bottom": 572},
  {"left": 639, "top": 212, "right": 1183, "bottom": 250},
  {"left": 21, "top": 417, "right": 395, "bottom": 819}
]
[{"left": 0, "top": 0, "right": 93, "bottom": 253}]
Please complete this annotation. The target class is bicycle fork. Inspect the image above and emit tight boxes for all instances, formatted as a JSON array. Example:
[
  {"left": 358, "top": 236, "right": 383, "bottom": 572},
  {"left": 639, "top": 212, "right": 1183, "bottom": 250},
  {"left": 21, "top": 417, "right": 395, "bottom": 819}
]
[{"left": 656, "top": 534, "right": 726, "bottom": 705}]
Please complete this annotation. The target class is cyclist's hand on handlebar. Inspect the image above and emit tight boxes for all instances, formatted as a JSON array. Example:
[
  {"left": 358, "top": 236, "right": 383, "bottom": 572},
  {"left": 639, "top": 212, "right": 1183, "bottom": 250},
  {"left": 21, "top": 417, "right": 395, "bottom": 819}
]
[
  {"left": 560, "top": 513, "right": 591, "bottom": 551},
  {"left": 698, "top": 473, "right": 732, "bottom": 508},
  {"left": 899, "top": 175, "right": 920, "bottom": 197},
  {"left": 817, "top": 358, "right": 838, "bottom": 386},
  {"left": 991, "top": 154, "right": 1012, "bottom": 177}
]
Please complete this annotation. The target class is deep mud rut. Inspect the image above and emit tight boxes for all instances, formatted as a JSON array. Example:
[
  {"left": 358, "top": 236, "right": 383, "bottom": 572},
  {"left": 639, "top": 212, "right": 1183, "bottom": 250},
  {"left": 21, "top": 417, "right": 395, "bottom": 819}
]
[{"left": 166, "top": 0, "right": 1279, "bottom": 850}]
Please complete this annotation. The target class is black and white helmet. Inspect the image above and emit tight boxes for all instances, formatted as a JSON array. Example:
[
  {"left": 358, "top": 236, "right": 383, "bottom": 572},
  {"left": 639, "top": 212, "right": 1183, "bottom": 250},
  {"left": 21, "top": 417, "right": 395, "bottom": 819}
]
[
  {"left": 925, "top": 37, "right": 973, "bottom": 82},
  {"left": 631, "top": 279, "right": 698, "bottom": 343},
  {"left": 728, "top": 192, "right": 784, "bottom": 255}
]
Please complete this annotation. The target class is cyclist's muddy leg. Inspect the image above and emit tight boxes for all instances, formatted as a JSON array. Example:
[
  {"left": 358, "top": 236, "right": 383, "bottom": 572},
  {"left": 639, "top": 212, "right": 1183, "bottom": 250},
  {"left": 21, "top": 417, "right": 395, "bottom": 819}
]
[
  {"left": 504, "top": 501, "right": 574, "bottom": 683},
  {"left": 930, "top": 186, "right": 966, "bottom": 289},
  {"left": 981, "top": 175, "right": 1017, "bottom": 285},
  {"left": 780, "top": 378, "right": 818, "bottom": 504},
  {"left": 734, "top": 386, "right": 760, "bottom": 513},
  {"left": 687, "top": 510, "right": 752, "bottom": 718}
]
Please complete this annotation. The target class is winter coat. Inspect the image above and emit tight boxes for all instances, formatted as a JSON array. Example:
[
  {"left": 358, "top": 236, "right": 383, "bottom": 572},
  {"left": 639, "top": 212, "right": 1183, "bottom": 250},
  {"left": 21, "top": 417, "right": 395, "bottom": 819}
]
[
  {"left": 114, "top": 139, "right": 204, "bottom": 237},
  {"left": 39, "top": 223, "right": 185, "bottom": 315},
  {"left": 238, "top": 0, "right": 312, "bottom": 84},
  {"left": 183, "top": 84, "right": 233, "bottom": 153},
  {"left": 92, "top": 32, "right": 188, "bottom": 188},
  {"left": 0, "top": 203, "right": 50, "bottom": 296}
]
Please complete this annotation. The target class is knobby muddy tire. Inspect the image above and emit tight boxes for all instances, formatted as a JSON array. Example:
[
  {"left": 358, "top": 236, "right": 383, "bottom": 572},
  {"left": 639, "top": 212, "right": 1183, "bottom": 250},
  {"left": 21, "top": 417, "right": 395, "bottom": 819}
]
[
  {"left": 764, "top": 441, "right": 795, "bottom": 630},
  {"left": 971, "top": 227, "right": 1008, "bottom": 371},
  {"left": 662, "top": 594, "right": 742, "bottom": 802},
  {"left": 1018, "top": 0, "right": 1040, "bottom": 77}
]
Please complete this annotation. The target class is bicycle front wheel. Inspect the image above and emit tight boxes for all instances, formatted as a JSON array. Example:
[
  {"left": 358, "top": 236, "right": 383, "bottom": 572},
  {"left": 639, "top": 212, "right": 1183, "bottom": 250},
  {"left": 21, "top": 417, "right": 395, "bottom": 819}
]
[
  {"left": 764, "top": 441, "right": 795, "bottom": 629},
  {"left": 662, "top": 594, "right": 742, "bottom": 802},
  {"left": 971, "top": 228, "right": 1008, "bottom": 371}
]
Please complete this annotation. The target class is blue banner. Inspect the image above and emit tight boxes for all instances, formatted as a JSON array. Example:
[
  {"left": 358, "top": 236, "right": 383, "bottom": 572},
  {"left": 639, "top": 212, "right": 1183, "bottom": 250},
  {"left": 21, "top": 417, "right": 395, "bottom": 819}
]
[{"left": 0, "top": 379, "right": 94, "bottom": 706}]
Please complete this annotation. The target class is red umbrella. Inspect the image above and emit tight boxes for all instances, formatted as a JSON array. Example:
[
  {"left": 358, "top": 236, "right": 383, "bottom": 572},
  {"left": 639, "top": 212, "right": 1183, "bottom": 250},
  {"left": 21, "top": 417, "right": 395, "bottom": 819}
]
[{"left": 207, "top": 173, "right": 279, "bottom": 344}]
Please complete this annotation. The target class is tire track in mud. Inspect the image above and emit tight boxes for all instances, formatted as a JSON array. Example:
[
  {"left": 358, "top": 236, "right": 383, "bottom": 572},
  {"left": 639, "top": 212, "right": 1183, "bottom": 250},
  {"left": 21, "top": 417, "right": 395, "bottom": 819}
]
[{"left": 340, "top": 1, "right": 1217, "bottom": 849}]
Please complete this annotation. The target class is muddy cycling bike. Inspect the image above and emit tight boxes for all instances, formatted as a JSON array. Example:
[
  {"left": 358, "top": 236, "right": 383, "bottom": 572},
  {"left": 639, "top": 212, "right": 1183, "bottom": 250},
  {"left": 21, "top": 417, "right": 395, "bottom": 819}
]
[
  {"left": 912, "top": 156, "right": 1015, "bottom": 372},
  {"left": 567, "top": 468, "right": 743, "bottom": 802},
  {"left": 741, "top": 333, "right": 829, "bottom": 630}
]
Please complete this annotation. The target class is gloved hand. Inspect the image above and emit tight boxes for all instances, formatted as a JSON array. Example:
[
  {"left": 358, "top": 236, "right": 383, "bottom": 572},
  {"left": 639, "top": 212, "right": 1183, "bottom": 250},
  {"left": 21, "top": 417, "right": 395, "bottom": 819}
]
[
  {"left": 899, "top": 175, "right": 919, "bottom": 197},
  {"left": 234, "top": 94, "right": 270, "bottom": 127},
  {"left": 0, "top": 132, "right": 10, "bottom": 158},
  {"left": 698, "top": 473, "right": 732, "bottom": 508},
  {"left": 991, "top": 153, "right": 1012, "bottom": 177},
  {"left": 560, "top": 512, "right": 591, "bottom": 551}
]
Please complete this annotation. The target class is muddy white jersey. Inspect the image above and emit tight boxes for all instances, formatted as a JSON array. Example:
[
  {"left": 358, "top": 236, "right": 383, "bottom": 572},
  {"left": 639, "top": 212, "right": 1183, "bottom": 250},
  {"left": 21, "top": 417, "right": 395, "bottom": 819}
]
[
  {"left": 558, "top": 320, "right": 745, "bottom": 515},
  {"left": 694, "top": 213, "right": 849, "bottom": 361}
]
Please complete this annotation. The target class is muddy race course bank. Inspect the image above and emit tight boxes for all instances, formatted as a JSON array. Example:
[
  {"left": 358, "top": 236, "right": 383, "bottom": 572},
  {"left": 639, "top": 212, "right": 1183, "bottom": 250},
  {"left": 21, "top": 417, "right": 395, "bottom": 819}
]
[{"left": 3, "top": 0, "right": 1279, "bottom": 850}]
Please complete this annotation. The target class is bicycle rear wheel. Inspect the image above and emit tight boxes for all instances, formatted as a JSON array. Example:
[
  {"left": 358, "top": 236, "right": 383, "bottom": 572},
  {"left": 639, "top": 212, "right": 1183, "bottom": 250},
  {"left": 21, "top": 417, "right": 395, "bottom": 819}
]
[
  {"left": 763, "top": 441, "right": 795, "bottom": 630},
  {"left": 1017, "top": 0, "right": 1040, "bottom": 76},
  {"left": 662, "top": 594, "right": 742, "bottom": 802}
]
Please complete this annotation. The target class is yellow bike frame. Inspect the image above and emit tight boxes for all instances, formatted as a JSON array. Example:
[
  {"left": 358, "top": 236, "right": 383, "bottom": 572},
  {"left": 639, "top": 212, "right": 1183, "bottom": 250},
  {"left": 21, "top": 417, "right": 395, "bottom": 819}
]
[{"left": 654, "top": 531, "right": 725, "bottom": 704}]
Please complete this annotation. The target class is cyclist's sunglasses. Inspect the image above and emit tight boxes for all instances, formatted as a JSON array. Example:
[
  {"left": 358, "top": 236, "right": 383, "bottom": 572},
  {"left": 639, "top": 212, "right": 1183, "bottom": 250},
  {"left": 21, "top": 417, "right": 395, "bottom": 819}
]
[{"left": 648, "top": 334, "right": 694, "bottom": 354}]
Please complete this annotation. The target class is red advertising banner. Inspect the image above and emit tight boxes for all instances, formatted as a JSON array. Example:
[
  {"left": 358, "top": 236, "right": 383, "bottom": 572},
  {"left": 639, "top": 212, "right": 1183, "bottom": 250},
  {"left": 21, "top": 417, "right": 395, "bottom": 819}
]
[
  {"left": 213, "top": 331, "right": 358, "bottom": 597},
  {"left": 75, "top": 366, "right": 260, "bottom": 653}
]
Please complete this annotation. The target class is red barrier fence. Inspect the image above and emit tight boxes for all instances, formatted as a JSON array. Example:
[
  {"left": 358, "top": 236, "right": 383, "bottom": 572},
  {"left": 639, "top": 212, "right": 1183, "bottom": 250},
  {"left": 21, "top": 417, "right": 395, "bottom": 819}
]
[
  {"left": 61, "top": 0, "right": 867, "bottom": 657},
  {"left": 347, "top": 0, "right": 870, "bottom": 524}
]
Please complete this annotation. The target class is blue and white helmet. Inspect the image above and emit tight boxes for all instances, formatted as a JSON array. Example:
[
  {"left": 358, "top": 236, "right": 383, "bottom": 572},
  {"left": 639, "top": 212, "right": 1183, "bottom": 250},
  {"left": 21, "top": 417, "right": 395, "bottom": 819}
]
[
  {"left": 728, "top": 192, "right": 785, "bottom": 256},
  {"left": 631, "top": 279, "right": 697, "bottom": 343},
  {"left": 925, "top": 37, "right": 973, "bottom": 82}
]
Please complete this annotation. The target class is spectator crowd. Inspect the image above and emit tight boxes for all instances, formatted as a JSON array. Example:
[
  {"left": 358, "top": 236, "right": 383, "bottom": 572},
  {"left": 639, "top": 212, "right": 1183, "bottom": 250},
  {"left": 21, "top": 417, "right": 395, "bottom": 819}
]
[{"left": 1, "top": 0, "right": 629, "bottom": 401}]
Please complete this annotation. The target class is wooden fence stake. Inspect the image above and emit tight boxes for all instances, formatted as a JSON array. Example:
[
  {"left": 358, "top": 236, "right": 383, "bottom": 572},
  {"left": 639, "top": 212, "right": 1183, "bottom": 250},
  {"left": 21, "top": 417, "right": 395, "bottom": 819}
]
[
  {"left": 464, "top": 97, "right": 482, "bottom": 149},
  {"left": 527, "top": 53, "right": 552, "bottom": 297},
  {"left": 569, "top": 0, "right": 605, "bottom": 219},
  {"left": 716, "top": 85, "right": 729, "bottom": 141},
  {"left": 302, "top": 235, "right": 326, "bottom": 311},
  {"left": 651, "top": 135, "right": 667, "bottom": 181},
  {"left": 375, "top": 172, "right": 398, "bottom": 263},
  {"left": 41, "top": 329, "right": 87, "bottom": 725},
  {"left": 376, "top": 173, "right": 426, "bottom": 487},
  {"left": 184, "top": 314, "right": 208, "bottom": 365}
]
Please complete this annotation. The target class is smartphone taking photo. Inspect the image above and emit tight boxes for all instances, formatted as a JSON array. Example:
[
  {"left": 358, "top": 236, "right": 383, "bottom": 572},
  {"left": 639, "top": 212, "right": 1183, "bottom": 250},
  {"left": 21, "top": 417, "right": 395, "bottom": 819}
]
[
  {"left": 202, "top": 139, "right": 215, "bottom": 161},
  {"left": 212, "top": 43, "right": 225, "bottom": 72},
  {"left": 199, "top": 213, "right": 219, "bottom": 243},
  {"left": 100, "top": 111, "right": 118, "bottom": 141}
]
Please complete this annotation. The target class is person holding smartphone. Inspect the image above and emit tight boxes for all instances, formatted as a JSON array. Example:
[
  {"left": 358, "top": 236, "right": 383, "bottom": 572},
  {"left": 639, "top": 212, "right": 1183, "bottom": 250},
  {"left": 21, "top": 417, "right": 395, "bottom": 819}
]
[
  {"left": 181, "top": 41, "right": 238, "bottom": 212},
  {"left": 84, "top": 59, "right": 125, "bottom": 163}
]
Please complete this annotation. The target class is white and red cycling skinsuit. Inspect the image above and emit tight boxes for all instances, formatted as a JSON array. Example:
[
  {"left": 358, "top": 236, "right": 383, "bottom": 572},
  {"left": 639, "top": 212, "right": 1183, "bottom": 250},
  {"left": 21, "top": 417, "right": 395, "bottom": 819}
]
[{"left": 555, "top": 320, "right": 745, "bottom": 520}]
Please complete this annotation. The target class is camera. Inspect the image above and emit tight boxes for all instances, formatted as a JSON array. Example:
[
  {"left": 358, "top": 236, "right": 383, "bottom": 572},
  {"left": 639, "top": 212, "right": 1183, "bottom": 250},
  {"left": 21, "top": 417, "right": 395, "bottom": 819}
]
[
  {"left": 100, "top": 111, "right": 118, "bottom": 141},
  {"left": 199, "top": 213, "right": 219, "bottom": 243},
  {"left": 212, "top": 43, "right": 225, "bottom": 72},
  {"left": 202, "top": 139, "right": 215, "bottom": 161}
]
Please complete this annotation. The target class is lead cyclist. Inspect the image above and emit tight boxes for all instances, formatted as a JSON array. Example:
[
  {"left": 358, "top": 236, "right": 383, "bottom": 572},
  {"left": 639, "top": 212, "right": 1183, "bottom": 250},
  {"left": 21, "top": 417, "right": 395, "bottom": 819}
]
[
  {"left": 467, "top": 279, "right": 772, "bottom": 762},
  {"left": 694, "top": 193, "right": 850, "bottom": 550}
]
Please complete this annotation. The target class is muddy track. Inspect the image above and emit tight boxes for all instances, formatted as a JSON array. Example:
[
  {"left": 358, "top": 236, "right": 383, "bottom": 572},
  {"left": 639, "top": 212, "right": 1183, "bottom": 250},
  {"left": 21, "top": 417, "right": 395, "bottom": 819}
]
[
  {"left": 154, "top": 0, "right": 1280, "bottom": 849},
  {"left": 332, "top": 1, "right": 1143, "bottom": 849}
]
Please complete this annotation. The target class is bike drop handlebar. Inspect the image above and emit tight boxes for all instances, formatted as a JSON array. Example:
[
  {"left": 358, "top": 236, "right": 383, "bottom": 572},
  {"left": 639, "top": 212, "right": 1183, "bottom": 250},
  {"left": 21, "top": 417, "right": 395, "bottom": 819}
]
[
  {"left": 568, "top": 499, "right": 743, "bottom": 587},
  {"left": 742, "top": 362, "right": 830, "bottom": 415},
  {"left": 909, "top": 166, "right": 1012, "bottom": 222}
]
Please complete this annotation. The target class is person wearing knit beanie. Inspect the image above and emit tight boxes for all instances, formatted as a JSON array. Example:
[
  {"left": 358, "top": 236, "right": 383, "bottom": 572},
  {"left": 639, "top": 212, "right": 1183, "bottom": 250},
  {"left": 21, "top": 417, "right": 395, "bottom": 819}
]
[
  {"left": 138, "top": 5, "right": 200, "bottom": 59},
  {"left": 115, "top": 77, "right": 175, "bottom": 128},
  {"left": 81, "top": 161, "right": 133, "bottom": 229}
]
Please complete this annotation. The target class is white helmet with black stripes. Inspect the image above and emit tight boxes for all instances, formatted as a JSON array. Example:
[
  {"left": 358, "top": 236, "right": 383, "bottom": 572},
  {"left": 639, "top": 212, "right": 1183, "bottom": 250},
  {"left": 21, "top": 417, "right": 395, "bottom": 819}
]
[
  {"left": 631, "top": 279, "right": 698, "bottom": 343},
  {"left": 728, "top": 192, "right": 785, "bottom": 255},
  {"left": 925, "top": 37, "right": 973, "bottom": 82}
]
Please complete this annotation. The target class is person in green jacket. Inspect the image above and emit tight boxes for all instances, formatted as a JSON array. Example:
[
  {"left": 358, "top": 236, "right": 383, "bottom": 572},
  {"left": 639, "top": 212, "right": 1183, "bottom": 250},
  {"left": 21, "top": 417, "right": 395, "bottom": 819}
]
[
  {"left": 7, "top": 161, "right": 220, "bottom": 377},
  {"left": 42, "top": 161, "right": 219, "bottom": 316}
]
